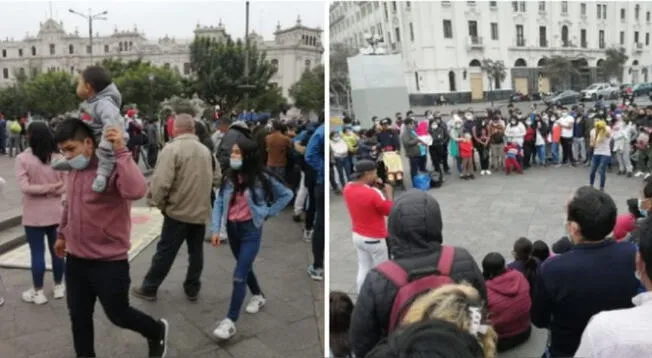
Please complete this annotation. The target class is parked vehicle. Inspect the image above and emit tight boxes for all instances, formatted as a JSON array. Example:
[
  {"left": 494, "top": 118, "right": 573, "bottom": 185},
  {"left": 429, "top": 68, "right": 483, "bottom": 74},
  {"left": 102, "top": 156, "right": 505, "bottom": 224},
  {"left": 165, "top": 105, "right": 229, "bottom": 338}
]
[
  {"left": 509, "top": 92, "right": 530, "bottom": 102},
  {"left": 620, "top": 83, "right": 633, "bottom": 98},
  {"left": 545, "top": 90, "right": 580, "bottom": 105},
  {"left": 633, "top": 83, "right": 652, "bottom": 96},
  {"left": 581, "top": 83, "right": 618, "bottom": 100}
]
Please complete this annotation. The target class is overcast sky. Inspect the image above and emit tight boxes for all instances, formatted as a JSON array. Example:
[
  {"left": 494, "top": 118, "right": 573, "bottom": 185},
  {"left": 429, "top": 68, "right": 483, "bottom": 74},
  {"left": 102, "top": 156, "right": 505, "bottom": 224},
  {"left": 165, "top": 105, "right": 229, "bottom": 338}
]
[{"left": 0, "top": 1, "right": 324, "bottom": 41}]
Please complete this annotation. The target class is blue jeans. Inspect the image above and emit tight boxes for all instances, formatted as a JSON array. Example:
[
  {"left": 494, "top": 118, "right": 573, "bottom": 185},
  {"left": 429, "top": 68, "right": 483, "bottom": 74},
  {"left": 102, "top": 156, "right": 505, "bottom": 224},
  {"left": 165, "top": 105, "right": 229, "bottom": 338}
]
[
  {"left": 551, "top": 142, "right": 559, "bottom": 164},
  {"left": 25, "top": 225, "right": 64, "bottom": 289},
  {"left": 226, "top": 220, "right": 263, "bottom": 322},
  {"left": 536, "top": 145, "right": 546, "bottom": 164},
  {"left": 590, "top": 155, "right": 611, "bottom": 189}
]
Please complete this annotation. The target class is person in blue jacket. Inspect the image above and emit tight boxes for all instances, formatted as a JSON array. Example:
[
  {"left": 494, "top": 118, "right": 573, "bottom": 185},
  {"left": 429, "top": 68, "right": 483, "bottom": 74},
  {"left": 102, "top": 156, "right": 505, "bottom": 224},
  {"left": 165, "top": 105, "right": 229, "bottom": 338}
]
[
  {"left": 210, "top": 136, "right": 293, "bottom": 341},
  {"left": 305, "top": 116, "right": 325, "bottom": 281}
]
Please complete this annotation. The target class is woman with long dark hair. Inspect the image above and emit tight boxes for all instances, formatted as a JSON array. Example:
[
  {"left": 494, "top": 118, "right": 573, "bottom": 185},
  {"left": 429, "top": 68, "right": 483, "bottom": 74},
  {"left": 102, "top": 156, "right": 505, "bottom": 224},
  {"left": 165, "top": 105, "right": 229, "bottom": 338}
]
[
  {"left": 210, "top": 136, "right": 293, "bottom": 340},
  {"left": 15, "top": 121, "right": 66, "bottom": 305}
]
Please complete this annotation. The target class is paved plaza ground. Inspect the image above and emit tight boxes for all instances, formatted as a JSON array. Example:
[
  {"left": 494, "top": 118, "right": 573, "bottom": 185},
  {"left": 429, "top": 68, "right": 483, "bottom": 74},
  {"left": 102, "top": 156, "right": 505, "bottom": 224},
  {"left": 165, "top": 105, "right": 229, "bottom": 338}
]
[
  {"left": 0, "top": 155, "right": 323, "bottom": 358},
  {"left": 330, "top": 162, "right": 642, "bottom": 357}
]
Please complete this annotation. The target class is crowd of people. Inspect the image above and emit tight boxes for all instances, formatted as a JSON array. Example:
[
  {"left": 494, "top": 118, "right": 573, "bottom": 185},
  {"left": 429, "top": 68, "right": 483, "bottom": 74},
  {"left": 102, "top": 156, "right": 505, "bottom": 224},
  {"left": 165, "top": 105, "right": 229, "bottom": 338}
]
[
  {"left": 0, "top": 65, "right": 325, "bottom": 357},
  {"left": 333, "top": 165, "right": 652, "bottom": 357},
  {"left": 330, "top": 102, "right": 652, "bottom": 192}
]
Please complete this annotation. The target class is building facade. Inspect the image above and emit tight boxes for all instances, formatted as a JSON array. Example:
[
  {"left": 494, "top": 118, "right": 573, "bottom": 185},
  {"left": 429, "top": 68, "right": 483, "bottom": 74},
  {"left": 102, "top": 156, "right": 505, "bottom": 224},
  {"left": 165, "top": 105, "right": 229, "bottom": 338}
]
[
  {"left": 330, "top": 1, "right": 652, "bottom": 104},
  {"left": 0, "top": 16, "right": 322, "bottom": 100}
]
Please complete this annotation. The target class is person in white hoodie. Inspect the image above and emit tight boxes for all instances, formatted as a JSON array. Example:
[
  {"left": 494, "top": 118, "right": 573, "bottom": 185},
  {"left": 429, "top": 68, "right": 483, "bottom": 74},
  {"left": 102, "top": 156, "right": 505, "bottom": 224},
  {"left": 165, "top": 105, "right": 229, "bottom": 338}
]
[
  {"left": 505, "top": 116, "right": 526, "bottom": 147},
  {"left": 575, "top": 217, "right": 652, "bottom": 358},
  {"left": 612, "top": 114, "right": 634, "bottom": 177}
]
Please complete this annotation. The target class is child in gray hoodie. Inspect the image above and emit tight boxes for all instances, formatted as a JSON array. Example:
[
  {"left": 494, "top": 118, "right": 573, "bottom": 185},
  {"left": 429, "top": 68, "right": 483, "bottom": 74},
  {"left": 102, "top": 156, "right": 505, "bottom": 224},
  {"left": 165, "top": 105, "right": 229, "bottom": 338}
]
[{"left": 53, "top": 66, "right": 126, "bottom": 192}]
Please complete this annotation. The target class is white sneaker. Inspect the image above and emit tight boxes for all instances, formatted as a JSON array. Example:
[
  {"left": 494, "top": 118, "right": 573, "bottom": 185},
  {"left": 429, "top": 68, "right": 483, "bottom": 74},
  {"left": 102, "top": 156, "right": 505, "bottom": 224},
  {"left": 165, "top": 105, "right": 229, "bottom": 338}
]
[
  {"left": 486, "top": 170, "right": 492, "bottom": 175},
  {"left": 53, "top": 284, "right": 65, "bottom": 299},
  {"left": 635, "top": 171, "right": 644, "bottom": 177},
  {"left": 645, "top": 173, "right": 651, "bottom": 180},
  {"left": 480, "top": 170, "right": 486, "bottom": 176},
  {"left": 213, "top": 318, "right": 237, "bottom": 340},
  {"left": 245, "top": 295, "right": 266, "bottom": 314},
  {"left": 22, "top": 288, "right": 48, "bottom": 305}
]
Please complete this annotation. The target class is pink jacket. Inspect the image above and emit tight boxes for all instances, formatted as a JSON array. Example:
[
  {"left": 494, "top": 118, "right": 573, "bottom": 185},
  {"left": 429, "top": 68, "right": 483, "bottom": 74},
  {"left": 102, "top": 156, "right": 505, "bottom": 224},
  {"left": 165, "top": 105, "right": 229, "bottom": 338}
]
[
  {"left": 15, "top": 149, "right": 66, "bottom": 227},
  {"left": 59, "top": 148, "right": 147, "bottom": 260}
]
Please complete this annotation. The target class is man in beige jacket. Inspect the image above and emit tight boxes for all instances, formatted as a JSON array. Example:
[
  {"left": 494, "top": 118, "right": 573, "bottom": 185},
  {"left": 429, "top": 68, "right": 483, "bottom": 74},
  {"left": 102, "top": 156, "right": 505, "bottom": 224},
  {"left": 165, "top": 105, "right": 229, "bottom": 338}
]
[{"left": 132, "top": 114, "right": 221, "bottom": 302}]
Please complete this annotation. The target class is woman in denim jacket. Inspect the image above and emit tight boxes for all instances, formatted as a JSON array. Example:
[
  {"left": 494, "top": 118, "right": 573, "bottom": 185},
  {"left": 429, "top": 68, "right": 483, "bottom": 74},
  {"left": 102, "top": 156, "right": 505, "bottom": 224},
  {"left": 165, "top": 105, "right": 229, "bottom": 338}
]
[{"left": 210, "top": 136, "right": 293, "bottom": 340}]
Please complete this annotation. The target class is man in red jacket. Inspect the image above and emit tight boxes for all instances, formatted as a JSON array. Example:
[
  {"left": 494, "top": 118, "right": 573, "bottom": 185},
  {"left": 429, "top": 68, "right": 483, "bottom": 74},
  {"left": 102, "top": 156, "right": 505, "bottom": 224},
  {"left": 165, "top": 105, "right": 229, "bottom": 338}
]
[
  {"left": 343, "top": 160, "right": 393, "bottom": 294},
  {"left": 53, "top": 118, "right": 169, "bottom": 358}
]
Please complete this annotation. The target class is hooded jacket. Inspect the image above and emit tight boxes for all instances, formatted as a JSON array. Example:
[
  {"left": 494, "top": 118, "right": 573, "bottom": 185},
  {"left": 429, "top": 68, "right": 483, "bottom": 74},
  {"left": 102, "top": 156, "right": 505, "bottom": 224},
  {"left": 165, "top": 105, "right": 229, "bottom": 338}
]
[
  {"left": 216, "top": 120, "right": 251, "bottom": 171},
  {"left": 349, "top": 190, "right": 487, "bottom": 358},
  {"left": 87, "top": 83, "right": 123, "bottom": 136},
  {"left": 486, "top": 269, "right": 532, "bottom": 339}
]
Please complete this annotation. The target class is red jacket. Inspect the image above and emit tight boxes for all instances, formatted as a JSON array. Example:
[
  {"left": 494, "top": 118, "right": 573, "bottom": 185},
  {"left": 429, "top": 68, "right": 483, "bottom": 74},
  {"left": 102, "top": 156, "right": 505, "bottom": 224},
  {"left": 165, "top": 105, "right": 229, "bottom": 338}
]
[
  {"left": 343, "top": 182, "right": 392, "bottom": 238},
  {"left": 486, "top": 269, "right": 532, "bottom": 339},
  {"left": 59, "top": 149, "right": 147, "bottom": 260},
  {"left": 166, "top": 116, "right": 175, "bottom": 139},
  {"left": 459, "top": 140, "right": 474, "bottom": 158},
  {"left": 524, "top": 127, "right": 536, "bottom": 142}
]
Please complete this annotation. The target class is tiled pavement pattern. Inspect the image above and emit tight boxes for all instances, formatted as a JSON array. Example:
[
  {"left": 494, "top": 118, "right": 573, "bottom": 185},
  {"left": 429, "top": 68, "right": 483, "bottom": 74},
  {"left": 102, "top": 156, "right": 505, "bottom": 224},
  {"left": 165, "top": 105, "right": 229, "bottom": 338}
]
[{"left": 330, "top": 164, "right": 640, "bottom": 357}]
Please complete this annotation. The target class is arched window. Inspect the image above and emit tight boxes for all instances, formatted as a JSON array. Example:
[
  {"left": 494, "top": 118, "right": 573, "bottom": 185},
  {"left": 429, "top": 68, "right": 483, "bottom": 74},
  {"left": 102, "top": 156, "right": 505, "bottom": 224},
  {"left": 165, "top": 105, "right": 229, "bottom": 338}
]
[
  {"left": 448, "top": 71, "right": 457, "bottom": 91},
  {"left": 633, "top": 60, "right": 639, "bottom": 66},
  {"left": 537, "top": 58, "right": 547, "bottom": 67},
  {"left": 561, "top": 25, "right": 569, "bottom": 45},
  {"left": 305, "top": 59, "right": 311, "bottom": 71},
  {"left": 469, "top": 59, "right": 481, "bottom": 67},
  {"left": 514, "top": 58, "right": 527, "bottom": 67},
  {"left": 69, "top": 44, "right": 74, "bottom": 54},
  {"left": 119, "top": 42, "right": 123, "bottom": 51},
  {"left": 31, "top": 46, "right": 36, "bottom": 56}
]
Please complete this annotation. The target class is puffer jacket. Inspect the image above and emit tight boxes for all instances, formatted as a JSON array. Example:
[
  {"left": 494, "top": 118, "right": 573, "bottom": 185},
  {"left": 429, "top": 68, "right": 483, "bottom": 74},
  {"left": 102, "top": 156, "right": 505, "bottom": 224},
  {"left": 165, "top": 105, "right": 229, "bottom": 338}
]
[{"left": 349, "top": 190, "right": 487, "bottom": 358}]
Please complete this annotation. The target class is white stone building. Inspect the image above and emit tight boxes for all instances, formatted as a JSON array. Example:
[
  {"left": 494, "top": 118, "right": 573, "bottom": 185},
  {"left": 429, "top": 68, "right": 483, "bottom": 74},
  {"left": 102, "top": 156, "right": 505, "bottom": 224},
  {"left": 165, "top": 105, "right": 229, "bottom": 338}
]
[
  {"left": 330, "top": 1, "right": 652, "bottom": 103},
  {"left": 0, "top": 16, "right": 322, "bottom": 100}
]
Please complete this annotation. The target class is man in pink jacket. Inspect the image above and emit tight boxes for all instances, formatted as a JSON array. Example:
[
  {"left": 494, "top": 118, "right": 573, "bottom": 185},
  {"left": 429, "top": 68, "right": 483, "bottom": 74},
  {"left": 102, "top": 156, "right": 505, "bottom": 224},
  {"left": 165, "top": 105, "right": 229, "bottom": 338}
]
[{"left": 53, "top": 118, "right": 168, "bottom": 358}]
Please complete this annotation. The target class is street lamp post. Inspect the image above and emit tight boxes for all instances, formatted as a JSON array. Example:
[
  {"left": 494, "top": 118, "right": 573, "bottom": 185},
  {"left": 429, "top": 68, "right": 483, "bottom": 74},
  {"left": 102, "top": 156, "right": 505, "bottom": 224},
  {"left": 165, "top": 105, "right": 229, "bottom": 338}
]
[
  {"left": 69, "top": 8, "right": 108, "bottom": 65},
  {"left": 148, "top": 74, "right": 155, "bottom": 119},
  {"left": 241, "top": 1, "right": 251, "bottom": 111}
]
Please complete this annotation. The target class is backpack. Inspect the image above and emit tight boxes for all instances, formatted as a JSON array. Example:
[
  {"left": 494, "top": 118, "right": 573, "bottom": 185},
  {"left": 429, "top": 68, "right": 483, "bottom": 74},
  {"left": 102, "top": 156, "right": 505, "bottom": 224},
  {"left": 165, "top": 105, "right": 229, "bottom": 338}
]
[
  {"left": 375, "top": 245, "right": 456, "bottom": 333},
  {"left": 9, "top": 121, "right": 21, "bottom": 134}
]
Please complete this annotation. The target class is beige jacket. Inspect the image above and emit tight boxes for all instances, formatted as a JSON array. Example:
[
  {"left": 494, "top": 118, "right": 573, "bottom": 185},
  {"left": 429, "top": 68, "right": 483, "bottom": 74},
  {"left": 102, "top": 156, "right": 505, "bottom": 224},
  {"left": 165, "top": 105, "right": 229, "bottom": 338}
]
[{"left": 148, "top": 133, "right": 221, "bottom": 224}]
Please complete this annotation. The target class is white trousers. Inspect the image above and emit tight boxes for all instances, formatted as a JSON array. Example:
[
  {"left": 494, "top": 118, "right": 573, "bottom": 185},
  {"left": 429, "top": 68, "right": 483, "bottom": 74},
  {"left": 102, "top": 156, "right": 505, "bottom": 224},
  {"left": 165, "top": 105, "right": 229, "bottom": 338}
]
[
  {"left": 353, "top": 233, "right": 389, "bottom": 294},
  {"left": 294, "top": 171, "right": 308, "bottom": 216}
]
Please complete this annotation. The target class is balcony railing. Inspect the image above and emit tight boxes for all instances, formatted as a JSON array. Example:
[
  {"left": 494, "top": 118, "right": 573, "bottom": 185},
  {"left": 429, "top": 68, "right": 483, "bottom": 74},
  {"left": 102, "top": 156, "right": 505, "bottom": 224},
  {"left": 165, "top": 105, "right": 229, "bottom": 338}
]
[
  {"left": 468, "top": 36, "right": 484, "bottom": 49},
  {"left": 581, "top": 41, "right": 588, "bottom": 48},
  {"left": 516, "top": 38, "right": 526, "bottom": 47},
  {"left": 635, "top": 42, "right": 643, "bottom": 52}
]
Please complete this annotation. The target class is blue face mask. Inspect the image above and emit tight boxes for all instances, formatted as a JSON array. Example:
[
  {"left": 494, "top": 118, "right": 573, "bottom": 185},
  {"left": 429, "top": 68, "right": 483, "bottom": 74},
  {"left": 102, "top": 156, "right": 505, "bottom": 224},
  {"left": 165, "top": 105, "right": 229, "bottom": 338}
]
[
  {"left": 639, "top": 199, "right": 648, "bottom": 217},
  {"left": 68, "top": 154, "right": 90, "bottom": 170},
  {"left": 230, "top": 158, "right": 243, "bottom": 170}
]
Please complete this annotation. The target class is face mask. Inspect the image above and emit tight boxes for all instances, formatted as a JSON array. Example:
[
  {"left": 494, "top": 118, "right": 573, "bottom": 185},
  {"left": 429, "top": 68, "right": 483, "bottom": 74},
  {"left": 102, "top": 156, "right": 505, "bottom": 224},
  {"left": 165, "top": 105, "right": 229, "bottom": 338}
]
[
  {"left": 332, "top": 136, "right": 341, "bottom": 141},
  {"left": 431, "top": 123, "right": 438, "bottom": 129},
  {"left": 230, "top": 158, "right": 243, "bottom": 170},
  {"left": 353, "top": 125, "right": 361, "bottom": 132},
  {"left": 511, "top": 121, "right": 517, "bottom": 125},
  {"left": 639, "top": 199, "right": 648, "bottom": 217},
  {"left": 68, "top": 154, "right": 90, "bottom": 170}
]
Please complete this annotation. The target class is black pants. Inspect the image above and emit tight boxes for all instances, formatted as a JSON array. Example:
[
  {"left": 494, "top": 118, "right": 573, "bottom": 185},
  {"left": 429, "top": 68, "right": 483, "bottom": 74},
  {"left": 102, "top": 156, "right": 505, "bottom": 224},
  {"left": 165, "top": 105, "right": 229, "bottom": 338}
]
[
  {"left": 561, "top": 137, "right": 574, "bottom": 164},
  {"left": 305, "top": 167, "right": 317, "bottom": 231},
  {"left": 523, "top": 140, "right": 536, "bottom": 168},
  {"left": 312, "top": 182, "right": 324, "bottom": 269},
  {"left": 475, "top": 145, "right": 489, "bottom": 170},
  {"left": 146, "top": 144, "right": 158, "bottom": 168},
  {"left": 429, "top": 144, "right": 446, "bottom": 174},
  {"left": 141, "top": 215, "right": 205, "bottom": 296},
  {"left": 497, "top": 326, "right": 532, "bottom": 352},
  {"left": 66, "top": 255, "right": 161, "bottom": 357},
  {"left": 408, "top": 155, "right": 427, "bottom": 178}
]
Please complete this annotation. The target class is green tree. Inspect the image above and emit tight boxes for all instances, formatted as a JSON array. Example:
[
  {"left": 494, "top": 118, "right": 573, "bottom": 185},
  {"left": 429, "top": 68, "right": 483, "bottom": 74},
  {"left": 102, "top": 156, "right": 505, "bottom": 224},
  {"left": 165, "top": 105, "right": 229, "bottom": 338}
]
[
  {"left": 114, "top": 63, "right": 184, "bottom": 118},
  {"left": 0, "top": 86, "right": 26, "bottom": 118},
  {"left": 542, "top": 56, "right": 579, "bottom": 91},
  {"left": 24, "top": 71, "right": 78, "bottom": 118},
  {"left": 188, "top": 36, "right": 277, "bottom": 114},
  {"left": 481, "top": 59, "right": 507, "bottom": 106},
  {"left": 599, "top": 47, "right": 629, "bottom": 82},
  {"left": 330, "top": 43, "right": 356, "bottom": 114},
  {"left": 289, "top": 65, "right": 324, "bottom": 113},
  {"left": 250, "top": 84, "right": 287, "bottom": 116}
]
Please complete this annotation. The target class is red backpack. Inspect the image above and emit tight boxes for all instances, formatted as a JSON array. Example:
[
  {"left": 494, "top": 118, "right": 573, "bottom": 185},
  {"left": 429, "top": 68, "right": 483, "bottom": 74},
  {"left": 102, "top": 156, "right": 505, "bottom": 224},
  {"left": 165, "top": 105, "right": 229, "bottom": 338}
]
[{"left": 375, "top": 245, "right": 456, "bottom": 333}]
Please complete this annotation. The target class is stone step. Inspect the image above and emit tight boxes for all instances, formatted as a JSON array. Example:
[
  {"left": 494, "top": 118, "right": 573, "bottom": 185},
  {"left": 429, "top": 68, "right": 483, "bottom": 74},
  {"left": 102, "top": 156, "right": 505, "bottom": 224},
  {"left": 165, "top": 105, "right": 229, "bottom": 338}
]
[
  {"left": 0, "top": 209, "right": 22, "bottom": 232},
  {"left": 0, "top": 224, "right": 26, "bottom": 255}
]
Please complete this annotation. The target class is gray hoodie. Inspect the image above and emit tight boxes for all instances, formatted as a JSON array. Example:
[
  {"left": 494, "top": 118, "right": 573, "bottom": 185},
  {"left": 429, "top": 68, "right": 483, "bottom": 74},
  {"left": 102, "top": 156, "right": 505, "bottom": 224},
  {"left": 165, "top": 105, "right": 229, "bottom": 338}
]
[{"left": 87, "top": 83, "right": 124, "bottom": 138}]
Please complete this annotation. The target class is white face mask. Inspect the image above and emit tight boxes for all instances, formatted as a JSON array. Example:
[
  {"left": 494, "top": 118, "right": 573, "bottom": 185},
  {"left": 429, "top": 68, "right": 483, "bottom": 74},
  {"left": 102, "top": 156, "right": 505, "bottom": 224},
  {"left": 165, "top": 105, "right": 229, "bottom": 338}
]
[{"left": 431, "top": 123, "right": 438, "bottom": 129}]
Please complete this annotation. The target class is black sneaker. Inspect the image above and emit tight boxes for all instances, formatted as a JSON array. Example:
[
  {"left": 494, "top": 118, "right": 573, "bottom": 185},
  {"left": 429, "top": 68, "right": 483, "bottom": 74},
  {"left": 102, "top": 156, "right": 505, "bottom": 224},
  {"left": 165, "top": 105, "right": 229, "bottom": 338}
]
[
  {"left": 292, "top": 214, "right": 303, "bottom": 223},
  {"left": 148, "top": 318, "right": 169, "bottom": 358},
  {"left": 131, "top": 287, "right": 157, "bottom": 301},
  {"left": 186, "top": 293, "right": 198, "bottom": 302}
]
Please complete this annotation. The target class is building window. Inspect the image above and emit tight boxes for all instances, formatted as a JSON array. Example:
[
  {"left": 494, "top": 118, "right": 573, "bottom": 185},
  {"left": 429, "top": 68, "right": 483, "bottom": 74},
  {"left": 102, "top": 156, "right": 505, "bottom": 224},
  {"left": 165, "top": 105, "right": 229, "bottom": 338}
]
[
  {"left": 377, "top": 23, "right": 382, "bottom": 36},
  {"left": 635, "top": 4, "right": 640, "bottom": 20},
  {"left": 539, "top": 26, "right": 547, "bottom": 47},
  {"left": 1, "top": 49, "right": 5, "bottom": 58},
  {"left": 516, "top": 25, "right": 524, "bottom": 46},
  {"left": 119, "top": 42, "right": 123, "bottom": 52},
  {"left": 563, "top": 1, "right": 569, "bottom": 14},
  {"left": 183, "top": 63, "right": 190, "bottom": 75},
  {"left": 635, "top": 31, "right": 640, "bottom": 44},
  {"left": 581, "top": 29, "right": 587, "bottom": 47},
  {"left": 18, "top": 49, "right": 23, "bottom": 57},
  {"left": 19, "top": 67, "right": 24, "bottom": 76},
  {"left": 49, "top": 44, "right": 55, "bottom": 55},
  {"left": 648, "top": 11, "right": 651, "bottom": 22},
  {"left": 305, "top": 59, "right": 311, "bottom": 72},
  {"left": 647, "top": 33, "right": 650, "bottom": 46},
  {"left": 104, "top": 45, "right": 109, "bottom": 53},
  {"left": 86, "top": 45, "right": 91, "bottom": 54},
  {"left": 561, "top": 25, "right": 569, "bottom": 46},
  {"left": 69, "top": 44, "right": 74, "bottom": 54},
  {"left": 620, "top": 31, "right": 625, "bottom": 45},
  {"left": 443, "top": 20, "right": 453, "bottom": 38},
  {"left": 599, "top": 30, "right": 605, "bottom": 48},
  {"left": 519, "top": 1, "right": 525, "bottom": 11},
  {"left": 406, "top": 1, "right": 411, "bottom": 9},
  {"left": 129, "top": 41, "right": 133, "bottom": 50},
  {"left": 70, "top": 66, "right": 75, "bottom": 74},
  {"left": 409, "top": 22, "right": 415, "bottom": 42},
  {"left": 538, "top": 1, "right": 545, "bottom": 12},
  {"left": 621, "top": 8, "right": 626, "bottom": 20},
  {"left": 448, "top": 71, "right": 456, "bottom": 91},
  {"left": 602, "top": 4, "right": 607, "bottom": 19},
  {"left": 414, "top": 72, "right": 420, "bottom": 92},
  {"left": 597, "top": 4, "right": 601, "bottom": 19},
  {"left": 491, "top": 23, "right": 499, "bottom": 40},
  {"left": 391, "top": 1, "right": 397, "bottom": 13},
  {"left": 31, "top": 68, "right": 38, "bottom": 77},
  {"left": 31, "top": 46, "right": 36, "bottom": 56},
  {"left": 489, "top": 1, "right": 497, "bottom": 7},
  {"left": 468, "top": 20, "right": 478, "bottom": 39},
  {"left": 2, "top": 68, "right": 8, "bottom": 79},
  {"left": 512, "top": 1, "right": 518, "bottom": 12},
  {"left": 395, "top": 27, "right": 401, "bottom": 42}
]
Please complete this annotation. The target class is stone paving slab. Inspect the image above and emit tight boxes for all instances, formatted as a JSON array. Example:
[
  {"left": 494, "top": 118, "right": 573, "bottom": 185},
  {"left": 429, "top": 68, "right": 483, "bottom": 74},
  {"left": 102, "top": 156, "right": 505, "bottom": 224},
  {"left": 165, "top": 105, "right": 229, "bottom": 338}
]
[
  {"left": 0, "top": 207, "right": 323, "bottom": 358},
  {"left": 330, "top": 164, "right": 640, "bottom": 357}
]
